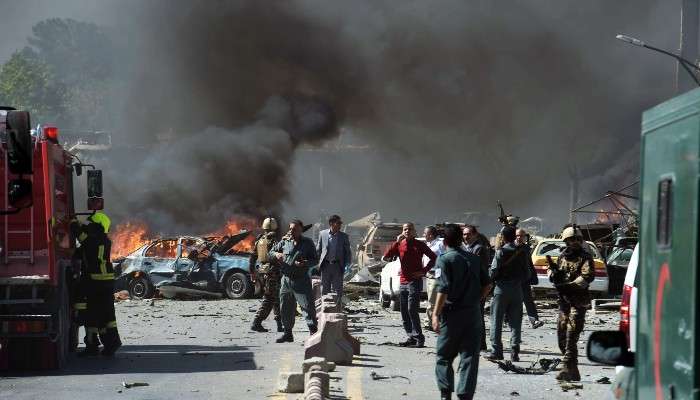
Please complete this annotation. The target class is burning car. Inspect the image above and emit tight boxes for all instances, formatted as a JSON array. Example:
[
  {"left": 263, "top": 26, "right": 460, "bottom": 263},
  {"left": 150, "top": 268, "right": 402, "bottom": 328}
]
[{"left": 114, "top": 231, "right": 255, "bottom": 300}]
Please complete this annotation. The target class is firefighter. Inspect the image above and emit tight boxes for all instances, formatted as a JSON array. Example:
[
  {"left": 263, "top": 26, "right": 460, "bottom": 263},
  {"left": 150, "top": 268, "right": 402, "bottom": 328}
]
[
  {"left": 71, "top": 211, "right": 122, "bottom": 356},
  {"left": 549, "top": 225, "right": 594, "bottom": 381},
  {"left": 250, "top": 217, "right": 283, "bottom": 333}
]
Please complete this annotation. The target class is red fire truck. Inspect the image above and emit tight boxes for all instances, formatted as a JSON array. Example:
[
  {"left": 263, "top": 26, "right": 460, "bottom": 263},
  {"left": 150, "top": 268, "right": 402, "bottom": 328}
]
[{"left": 0, "top": 107, "right": 103, "bottom": 369}]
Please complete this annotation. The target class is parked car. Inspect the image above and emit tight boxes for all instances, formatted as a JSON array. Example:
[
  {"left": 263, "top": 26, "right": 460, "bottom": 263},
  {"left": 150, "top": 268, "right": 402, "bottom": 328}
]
[
  {"left": 114, "top": 232, "right": 256, "bottom": 300},
  {"left": 530, "top": 239, "right": 609, "bottom": 297},
  {"left": 606, "top": 244, "right": 636, "bottom": 296},
  {"left": 356, "top": 223, "right": 404, "bottom": 275},
  {"left": 606, "top": 243, "right": 639, "bottom": 400}
]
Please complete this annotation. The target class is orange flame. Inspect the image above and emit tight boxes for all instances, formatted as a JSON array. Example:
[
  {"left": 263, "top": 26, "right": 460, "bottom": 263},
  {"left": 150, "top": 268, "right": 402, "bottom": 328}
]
[
  {"left": 206, "top": 217, "right": 256, "bottom": 252},
  {"left": 110, "top": 221, "right": 153, "bottom": 258},
  {"left": 109, "top": 217, "right": 257, "bottom": 257}
]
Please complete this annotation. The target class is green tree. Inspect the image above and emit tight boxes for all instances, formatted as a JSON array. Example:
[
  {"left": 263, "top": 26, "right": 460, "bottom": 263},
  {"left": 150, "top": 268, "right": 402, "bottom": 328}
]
[{"left": 0, "top": 47, "right": 67, "bottom": 124}]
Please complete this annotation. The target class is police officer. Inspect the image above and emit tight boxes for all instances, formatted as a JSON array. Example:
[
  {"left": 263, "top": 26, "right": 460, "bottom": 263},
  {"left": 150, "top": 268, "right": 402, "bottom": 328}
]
[
  {"left": 270, "top": 219, "right": 319, "bottom": 343},
  {"left": 515, "top": 228, "right": 543, "bottom": 329},
  {"left": 549, "top": 226, "right": 594, "bottom": 382},
  {"left": 432, "top": 225, "right": 490, "bottom": 400},
  {"left": 250, "top": 217, "right": 283, "bottom": 333},
  {"left": 487, "top": 225, "right": 529, "bottom": 362},
  {"left": 71, "top": 211, "right": 121, "bottom": 356},
  {"left": 462, "top": 225, "right": 492, "bottom": 351}
]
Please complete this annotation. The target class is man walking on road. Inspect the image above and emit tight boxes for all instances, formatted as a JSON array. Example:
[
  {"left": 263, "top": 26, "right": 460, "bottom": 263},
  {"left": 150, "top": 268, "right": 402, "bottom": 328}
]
[
  {"left": 250, "top": 217, "right": 282, "bottom": 333},
  {"left": 488, "top": 225, "right": 530, "bottom": 361},
  {"left": 383, "top": 222, "right": 437, "bottom": 348},
  {"left": 433, "top": 225, "right": 491, "bottom": 400},
  {"left": 316, "top": 215, "right": 352, "bottom": 303},
  {"left": 516, "top": 228, "right": 543, "bottom": 329},
  {"left": 462, "top": 225, "right": 492, "bottom": 351},
  {"left": 424, "top": 225, "right": 445, "bottom": 331},
  {"left": 270, "top": 220, "right": 319, "bottom": 343}
]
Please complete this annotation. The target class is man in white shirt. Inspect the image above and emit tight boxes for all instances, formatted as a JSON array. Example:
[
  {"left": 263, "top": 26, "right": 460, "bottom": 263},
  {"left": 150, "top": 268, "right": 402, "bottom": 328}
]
[{"left": 424, "top": 225, "right": 445, "bottom": 331}]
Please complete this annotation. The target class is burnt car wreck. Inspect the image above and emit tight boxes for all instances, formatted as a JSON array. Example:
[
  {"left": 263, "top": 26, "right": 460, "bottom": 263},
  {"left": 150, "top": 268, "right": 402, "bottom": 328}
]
[{"left": 114, "top": 231, "right": 256, "bottom": 300}]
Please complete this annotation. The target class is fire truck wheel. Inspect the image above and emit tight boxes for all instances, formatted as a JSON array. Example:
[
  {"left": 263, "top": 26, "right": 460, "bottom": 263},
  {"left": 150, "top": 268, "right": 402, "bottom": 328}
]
[
  {"left": 55, "top": 281, "right": 70, "bottom": 369},
  {"left": 128, "top": 276, "right": 154, "bottom": 300},
  {"left": 225, "top": 272, "right": 253, "bottom": 299}
]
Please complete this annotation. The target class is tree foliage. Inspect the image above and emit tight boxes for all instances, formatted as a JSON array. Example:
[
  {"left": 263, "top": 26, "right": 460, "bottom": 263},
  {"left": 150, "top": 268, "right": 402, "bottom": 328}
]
[{"left": 0, "top": 18, "right": 115, "bottom": 129}]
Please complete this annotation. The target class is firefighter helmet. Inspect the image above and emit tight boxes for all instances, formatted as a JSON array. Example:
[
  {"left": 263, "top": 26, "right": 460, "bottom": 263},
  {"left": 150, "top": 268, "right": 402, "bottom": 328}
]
[
  {"left": 561, "top": 226, "right": 582, "bottom": 241},
  {"left": 89, "top": 211, "right": 111, "bottom": 233},
  {"left": 262, "top": 217, "right": 278, "bottom": 231}
]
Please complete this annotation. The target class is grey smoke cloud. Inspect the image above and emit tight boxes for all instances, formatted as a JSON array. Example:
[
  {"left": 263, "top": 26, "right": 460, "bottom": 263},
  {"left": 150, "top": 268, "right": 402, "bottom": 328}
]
[{"left": 0, "top": 0, "right": 679, "bottom": 233}]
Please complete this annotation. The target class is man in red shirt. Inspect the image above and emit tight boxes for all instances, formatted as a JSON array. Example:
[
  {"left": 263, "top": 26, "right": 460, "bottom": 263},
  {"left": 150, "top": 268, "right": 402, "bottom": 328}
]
[{"left": 383, "top": 222, "right": 437, "bottom": 347}]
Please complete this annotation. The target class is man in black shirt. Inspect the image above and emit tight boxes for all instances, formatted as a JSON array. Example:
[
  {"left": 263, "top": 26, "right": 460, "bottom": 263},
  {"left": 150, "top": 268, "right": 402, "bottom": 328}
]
[{"left": 487, "top": 226, "right": 530, "bottom": 362}]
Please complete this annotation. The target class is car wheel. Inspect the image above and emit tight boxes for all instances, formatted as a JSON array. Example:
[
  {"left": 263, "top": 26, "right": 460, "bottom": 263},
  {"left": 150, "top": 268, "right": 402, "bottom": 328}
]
[
  {"left": 129, "top": 276, "right": 154, "bottom": 300},
  {"left": 390, "top": 298, "right": 400, "bottom": 312},
  {"left": 225, "top": 272, "right": 253, "bottom": 299}
]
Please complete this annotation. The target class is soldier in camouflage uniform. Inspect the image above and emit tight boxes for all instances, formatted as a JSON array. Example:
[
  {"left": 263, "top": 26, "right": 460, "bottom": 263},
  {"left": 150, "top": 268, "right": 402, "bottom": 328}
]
[
  {"left": 547, "top": 225, "right": 594, "bottom": 382},
  {"left": 250, "top": 217, "right": 283, "bottom": 333}
]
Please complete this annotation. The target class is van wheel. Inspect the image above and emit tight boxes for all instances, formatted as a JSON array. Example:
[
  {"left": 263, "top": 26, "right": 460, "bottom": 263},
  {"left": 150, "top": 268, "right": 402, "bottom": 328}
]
[{"left": 381, "top": 294, "right": 391, "bottom": 308}]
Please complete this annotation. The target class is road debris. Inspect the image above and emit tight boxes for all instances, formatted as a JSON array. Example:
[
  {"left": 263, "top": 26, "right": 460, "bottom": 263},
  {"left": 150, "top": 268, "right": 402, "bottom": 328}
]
[
  {"left": 488, "top": 358, "right": 561, "bottom": 375},
  {"left": 596, "top": 376, "right": 611, "bottom": 384},
  {"left": 370, "top": 370, "right": 411, "bottom": 384},
  {"left": 121, "top": 381, "right": 149, "bottom": 389},
  {"left": 559, "top": 382, "right": 584, "bottom": 392}
]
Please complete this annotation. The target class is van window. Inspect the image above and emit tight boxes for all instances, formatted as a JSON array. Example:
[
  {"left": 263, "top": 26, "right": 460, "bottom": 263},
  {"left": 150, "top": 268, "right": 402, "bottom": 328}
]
[{"left": 657, "top": 179, "right": 673, "bottom": 247}]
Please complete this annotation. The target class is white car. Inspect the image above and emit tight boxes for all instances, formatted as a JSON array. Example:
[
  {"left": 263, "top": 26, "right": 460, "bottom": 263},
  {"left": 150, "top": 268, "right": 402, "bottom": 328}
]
[
  {"left": 530, "top": 239, "right": 609, "bottom": 297},
  {"left": 607, "top": 243, "right": 639, "bottom": 400},
  {"left": 378, "top": 259, "right": 429, "bottom": 311}
]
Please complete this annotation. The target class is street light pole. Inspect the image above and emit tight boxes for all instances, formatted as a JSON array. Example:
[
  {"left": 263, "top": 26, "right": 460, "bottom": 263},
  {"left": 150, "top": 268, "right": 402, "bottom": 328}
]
[
  {"left": 616, "top": 34, "right": 700, "bottom": 88},
  {"left": 679, "top": 0, "right": 700, "bottom": 93}
]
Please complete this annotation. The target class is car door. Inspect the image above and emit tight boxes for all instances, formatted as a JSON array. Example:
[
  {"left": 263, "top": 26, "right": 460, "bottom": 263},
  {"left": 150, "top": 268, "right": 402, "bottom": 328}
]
[
  {"left": 143, "top": 239, "right": 179, "bottom": 276},
  {"left": 174, "top": 237, "right": 201, "bottom": 272}
]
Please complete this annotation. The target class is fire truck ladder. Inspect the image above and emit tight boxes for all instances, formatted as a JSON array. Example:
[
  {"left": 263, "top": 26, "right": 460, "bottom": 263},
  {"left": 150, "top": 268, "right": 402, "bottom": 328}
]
[{"left": 3, "top": 152, "right": 34, "bottom": 265}]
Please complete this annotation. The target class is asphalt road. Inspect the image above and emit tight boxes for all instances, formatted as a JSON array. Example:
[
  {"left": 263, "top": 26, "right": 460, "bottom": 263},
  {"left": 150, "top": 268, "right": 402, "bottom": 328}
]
[{"left": 1, "top": 296, "right": 618, "bottom": 399}]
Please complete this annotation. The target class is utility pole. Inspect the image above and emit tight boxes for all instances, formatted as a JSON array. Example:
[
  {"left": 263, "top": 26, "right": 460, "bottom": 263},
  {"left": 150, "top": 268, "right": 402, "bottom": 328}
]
[{"left": 678, "top": 0, "right": 700, "bottom": 92}]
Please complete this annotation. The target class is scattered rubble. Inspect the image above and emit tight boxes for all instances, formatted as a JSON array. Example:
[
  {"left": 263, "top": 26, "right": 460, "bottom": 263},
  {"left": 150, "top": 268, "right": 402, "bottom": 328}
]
[
  {"left": 370, "top": 370, "right": 411, "bottom": 384},
  {"left": 488, "top": 358, "right": 561, "bottom": 375}
]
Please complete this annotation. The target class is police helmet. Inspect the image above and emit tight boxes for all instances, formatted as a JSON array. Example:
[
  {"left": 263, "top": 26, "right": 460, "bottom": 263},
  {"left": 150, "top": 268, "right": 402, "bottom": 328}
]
[
  {"left": 89, "top": 211, "right": 111, "bottom": 233},
  {"left": 262, "top": 217, "right": 278, "bottom": 231}
]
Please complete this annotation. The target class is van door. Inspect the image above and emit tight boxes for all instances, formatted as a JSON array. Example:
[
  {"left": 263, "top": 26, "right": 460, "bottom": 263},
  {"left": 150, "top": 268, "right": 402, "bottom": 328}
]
[{"left": 638, "top": 90, "right": 700, "bottom": 399}]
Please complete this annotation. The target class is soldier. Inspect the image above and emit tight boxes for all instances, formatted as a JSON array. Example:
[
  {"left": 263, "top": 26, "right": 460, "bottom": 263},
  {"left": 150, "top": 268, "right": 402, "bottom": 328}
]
[
  {"left": 70, "top": 211, "right": 121, "bottom": 357},
  {"left": 548, "top": 226, "right": 594, "bottom": 381},
  {"left": 270, "top": 219, "right": 319, "bottom": 343},
  {"left": 487, "top": 225, "right": 530, "bottom": 362},
  {"left": 250, "top": 217, "right": 283, "bottom": 333}
]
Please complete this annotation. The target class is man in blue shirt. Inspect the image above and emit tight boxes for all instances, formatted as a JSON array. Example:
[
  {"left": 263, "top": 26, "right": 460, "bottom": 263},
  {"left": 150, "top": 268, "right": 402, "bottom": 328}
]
[{"left": 432, "top": 224, "right": 491, "bottom": 400}]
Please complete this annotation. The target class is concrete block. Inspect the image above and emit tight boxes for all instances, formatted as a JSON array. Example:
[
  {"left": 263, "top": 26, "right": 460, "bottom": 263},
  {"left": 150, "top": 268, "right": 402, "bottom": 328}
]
[
  {"left": 302, "top": 357, "right": 332, "bottom": 373},
  {"left": 304, "top": 369, "right": 330, "bottom": 398},
  {"left": 277, "top": 371, "right": 304, "bottom": 393},
  {"left": 304, "top": 313, "right": 355, "bottom": 365}
]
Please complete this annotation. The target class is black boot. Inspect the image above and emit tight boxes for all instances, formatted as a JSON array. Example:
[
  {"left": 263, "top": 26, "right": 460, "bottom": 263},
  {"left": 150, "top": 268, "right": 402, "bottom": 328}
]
[
  {"left": 511, "top": 345, "right": 520, "bottom": 362},
  {"left": 440, "top": 390, "right": 452, "bottom": 400},
  {"left": 276, "top": 331, "right": 294, "bottom": 343},
  {"left": 275, "top": 318, "right": 284, "bottom": 333},
  {"left": 100, "top": 329, "right": 122, "bottom": 357},
  {"left": 308, "top": 324, "right": 318, "bottom": 335},
  {"left": 486, "top": 350, "right": 503, "bottom": 361},
  {"left": 77, "top": 346, "right": 99, "bottom": 357},
  {"left": 251, "top": 320, "right": 268, "bottom": 332}
]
